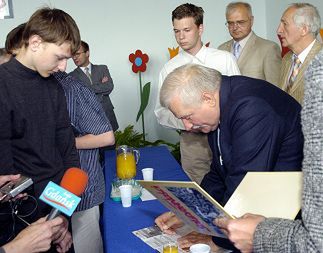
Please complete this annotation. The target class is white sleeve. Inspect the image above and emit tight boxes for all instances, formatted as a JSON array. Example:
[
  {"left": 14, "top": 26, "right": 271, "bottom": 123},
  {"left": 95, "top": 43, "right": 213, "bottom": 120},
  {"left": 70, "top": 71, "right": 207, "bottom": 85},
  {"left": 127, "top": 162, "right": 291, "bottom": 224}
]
[
  {"left": 154, "top": 68, "right": 185, "bottom": 130},
  {"left": 226, "top": 53, "right": 241, "bottom": 76}
]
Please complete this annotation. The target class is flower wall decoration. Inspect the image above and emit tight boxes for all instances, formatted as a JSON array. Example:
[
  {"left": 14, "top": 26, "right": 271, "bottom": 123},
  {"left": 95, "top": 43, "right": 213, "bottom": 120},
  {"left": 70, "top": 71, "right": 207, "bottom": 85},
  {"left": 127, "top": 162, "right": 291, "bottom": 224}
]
[
  {"left": 129, "top": 49, "right": 150, "bottom": 141},
  {"left": 168, "top": 46, "right": 179, "bottom": 59}
]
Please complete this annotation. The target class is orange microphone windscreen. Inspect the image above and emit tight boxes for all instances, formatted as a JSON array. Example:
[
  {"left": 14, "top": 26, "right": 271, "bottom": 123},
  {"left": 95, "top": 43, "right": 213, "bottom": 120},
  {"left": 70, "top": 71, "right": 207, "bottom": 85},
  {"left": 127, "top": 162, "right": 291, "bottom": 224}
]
[{"left": 60, "top": 167, "right": 88, "bottom": 196}]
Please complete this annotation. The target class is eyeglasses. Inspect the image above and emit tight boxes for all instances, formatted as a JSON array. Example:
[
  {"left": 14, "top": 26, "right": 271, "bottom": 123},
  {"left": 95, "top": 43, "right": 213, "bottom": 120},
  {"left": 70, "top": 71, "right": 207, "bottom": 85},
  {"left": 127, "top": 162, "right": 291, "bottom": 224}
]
[
  {"left": 73, "top": 51, "right": 86, "bottom": 57},
  {"left": 225, "top": 20, "right": 249, "bottom": 28}
]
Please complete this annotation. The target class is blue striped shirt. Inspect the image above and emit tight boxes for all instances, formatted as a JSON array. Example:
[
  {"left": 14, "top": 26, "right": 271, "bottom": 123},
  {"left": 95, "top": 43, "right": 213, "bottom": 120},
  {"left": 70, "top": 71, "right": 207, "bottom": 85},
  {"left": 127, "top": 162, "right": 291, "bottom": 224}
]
[{"left": 54, "top": 72, "right": 112, "bottom": 211}]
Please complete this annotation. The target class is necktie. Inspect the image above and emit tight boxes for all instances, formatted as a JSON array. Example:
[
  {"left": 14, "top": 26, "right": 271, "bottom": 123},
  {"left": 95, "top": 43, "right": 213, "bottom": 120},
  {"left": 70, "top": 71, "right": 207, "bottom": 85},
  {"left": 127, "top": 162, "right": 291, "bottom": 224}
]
[
  {"left": 84, "top": 67, "right": 92, "bottom": 84},
  {"left": 233, "top": 41, "right": 241, "bottom": 59},
  {"left": 287, "top": 55, "right": 301, "bottom": 91}
]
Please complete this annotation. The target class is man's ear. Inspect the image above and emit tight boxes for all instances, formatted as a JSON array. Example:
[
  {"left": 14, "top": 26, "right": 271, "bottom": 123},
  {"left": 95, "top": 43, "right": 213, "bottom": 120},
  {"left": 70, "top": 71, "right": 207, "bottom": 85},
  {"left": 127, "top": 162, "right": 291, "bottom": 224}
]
[
  {"left": 198, "top": 24, "right": 204, "bottom": 37},
  {"left": 202, "top": 92, "right": 216, "bottom": 106},
  {"left": 29, "top": 35, "right": 42, "bottom": 52},
  {"left": 300, "top": 24, "right": 310, "bottom": 37},
  {"left": 250, "top": 15, "right": 254, "bottom": 27}
]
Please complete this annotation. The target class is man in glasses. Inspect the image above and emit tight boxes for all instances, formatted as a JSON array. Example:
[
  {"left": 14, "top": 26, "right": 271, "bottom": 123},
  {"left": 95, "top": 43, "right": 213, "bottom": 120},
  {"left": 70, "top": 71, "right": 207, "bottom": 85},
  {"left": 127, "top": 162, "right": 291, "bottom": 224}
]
[
  {"left": 71, "top": 41, "right": 119, "bottom": 132},
  {"left": 219, "top": 2, "right": 281, "bottom": 86}
]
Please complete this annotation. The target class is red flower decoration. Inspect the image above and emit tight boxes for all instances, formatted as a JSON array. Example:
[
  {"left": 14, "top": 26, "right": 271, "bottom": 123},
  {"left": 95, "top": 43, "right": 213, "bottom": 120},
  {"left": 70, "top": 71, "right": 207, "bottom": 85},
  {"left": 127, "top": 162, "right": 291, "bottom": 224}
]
[{"left": 129, "top": 50, "right": 149, "bottom": 73}]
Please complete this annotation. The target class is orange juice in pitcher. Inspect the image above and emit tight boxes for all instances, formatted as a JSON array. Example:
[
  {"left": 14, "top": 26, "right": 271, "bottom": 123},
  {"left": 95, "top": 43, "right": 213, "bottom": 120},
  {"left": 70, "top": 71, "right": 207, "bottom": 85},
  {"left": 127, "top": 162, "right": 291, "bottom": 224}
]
[{"left": 116, "top": 145, "right": 140, "bottom": 179}]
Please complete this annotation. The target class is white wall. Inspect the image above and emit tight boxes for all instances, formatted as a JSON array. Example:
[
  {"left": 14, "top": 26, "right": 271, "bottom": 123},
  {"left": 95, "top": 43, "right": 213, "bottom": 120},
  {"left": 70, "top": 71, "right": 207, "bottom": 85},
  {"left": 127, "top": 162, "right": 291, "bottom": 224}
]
[
  {"left": 0, "top": 0, "right": 321, "bottom": 144},
  {"left": 265, "top": 0, "right": 323, "bottom": 44}
]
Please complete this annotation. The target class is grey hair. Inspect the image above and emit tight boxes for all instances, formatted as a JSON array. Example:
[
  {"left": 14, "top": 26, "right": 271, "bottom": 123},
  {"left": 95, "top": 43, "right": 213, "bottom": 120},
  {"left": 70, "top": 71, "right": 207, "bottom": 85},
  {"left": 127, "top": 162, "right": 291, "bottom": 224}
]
[
  {"left": 291, "top": 3, "right": 321, "bottom": 36},
  {"left": 160, "top": 64, "right": 222, "bottom": 109},
  {"left": 226, "top": 2, "right": 253, "bottom": 18}
]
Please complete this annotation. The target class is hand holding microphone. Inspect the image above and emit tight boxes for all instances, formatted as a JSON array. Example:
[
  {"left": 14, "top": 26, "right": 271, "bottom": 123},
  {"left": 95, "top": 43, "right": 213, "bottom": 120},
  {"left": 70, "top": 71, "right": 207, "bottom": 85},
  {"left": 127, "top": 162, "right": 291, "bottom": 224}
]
[{"left": 38, "top": 168, "right": 88, "bottom": 252}]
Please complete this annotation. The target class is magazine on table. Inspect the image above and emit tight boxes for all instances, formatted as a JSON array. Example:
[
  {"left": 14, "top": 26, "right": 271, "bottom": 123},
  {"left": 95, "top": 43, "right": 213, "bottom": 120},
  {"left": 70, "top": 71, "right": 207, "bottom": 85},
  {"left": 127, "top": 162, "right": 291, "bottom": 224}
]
[{"left": 138, "top": 171, "right": 302, "bottom": 238}]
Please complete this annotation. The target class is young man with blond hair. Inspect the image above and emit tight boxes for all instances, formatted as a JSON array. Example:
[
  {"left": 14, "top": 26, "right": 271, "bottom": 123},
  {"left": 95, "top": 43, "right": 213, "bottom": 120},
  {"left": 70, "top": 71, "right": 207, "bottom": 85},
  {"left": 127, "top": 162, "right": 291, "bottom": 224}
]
[{"left": 154, "top": 3, "right": 240, "bottom": 184}]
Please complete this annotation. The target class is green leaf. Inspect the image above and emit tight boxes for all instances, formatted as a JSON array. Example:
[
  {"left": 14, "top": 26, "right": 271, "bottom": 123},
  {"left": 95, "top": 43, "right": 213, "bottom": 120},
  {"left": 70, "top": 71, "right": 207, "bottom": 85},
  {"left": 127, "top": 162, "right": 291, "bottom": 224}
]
[{"left": 136, "top": 82, "right": 151, "bottom": 122}]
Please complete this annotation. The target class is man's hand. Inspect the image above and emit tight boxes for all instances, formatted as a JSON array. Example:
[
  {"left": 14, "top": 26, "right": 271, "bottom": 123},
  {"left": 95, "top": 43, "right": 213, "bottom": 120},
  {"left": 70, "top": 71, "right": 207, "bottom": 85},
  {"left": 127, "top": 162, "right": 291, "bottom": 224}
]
[
  {"left": 214, "top": 213, "right": 265, "bottom": 253},
  {"left": 52, "top": 215, "right": 69, "bottom": 244},
  {"left": 0, "top": 174, "right": 21, "bottom": 186},
  {"left": 155, "top": 211, "right": 184, "bottom": 234},
  {"left": 56, "top": 231, "right": 72, "bottom": 253},
  {"left": 0, "top": 174, "right": 27, "bottom": 202},
  {"left": 177, "top": 231, "right": 219, "bottom": 251},
  {"left": 2, "top": 216, "right": 64, "bottom": 253},
  {"left": 51, "top": 215, "right": 72, "bottom": 253},
  {"left": 101, "top": 76, "right": 109, "bottom": 83}
]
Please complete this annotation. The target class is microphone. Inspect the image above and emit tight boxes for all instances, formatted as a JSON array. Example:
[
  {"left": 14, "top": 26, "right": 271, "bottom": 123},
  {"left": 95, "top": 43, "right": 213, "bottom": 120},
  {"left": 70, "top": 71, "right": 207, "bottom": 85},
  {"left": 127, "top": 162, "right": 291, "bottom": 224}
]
[
  {"left": 44, "top": 167, "right": 88, "bottom": 220},
  {"left": 60, "top": 167, "right": 88, "bottom": 196}
]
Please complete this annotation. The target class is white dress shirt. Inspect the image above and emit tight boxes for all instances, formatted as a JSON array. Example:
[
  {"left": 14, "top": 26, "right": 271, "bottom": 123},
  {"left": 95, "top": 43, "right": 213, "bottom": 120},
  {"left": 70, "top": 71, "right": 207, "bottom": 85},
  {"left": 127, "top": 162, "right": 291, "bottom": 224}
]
[{"left": 154, "top": 45, "right": 240, "bottom": 129}]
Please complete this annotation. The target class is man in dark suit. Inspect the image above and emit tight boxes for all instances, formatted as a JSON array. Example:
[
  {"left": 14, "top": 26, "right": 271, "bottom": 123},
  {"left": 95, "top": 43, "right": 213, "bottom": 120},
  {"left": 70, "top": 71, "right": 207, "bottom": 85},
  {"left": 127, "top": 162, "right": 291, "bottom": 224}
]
[
  {"left": 70, "top": 41, "right": 119, "bottom": 131},
  {"left": 156, "top": 63, "right": 303, "bottom": 252}
]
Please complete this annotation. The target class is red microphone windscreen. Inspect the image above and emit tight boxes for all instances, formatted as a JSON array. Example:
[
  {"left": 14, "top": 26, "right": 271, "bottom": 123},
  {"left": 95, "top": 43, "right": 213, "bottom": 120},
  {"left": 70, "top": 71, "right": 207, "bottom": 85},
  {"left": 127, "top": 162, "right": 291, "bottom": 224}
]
[{"left": 60, "top": 167, "right": 88, "bottom": 196}]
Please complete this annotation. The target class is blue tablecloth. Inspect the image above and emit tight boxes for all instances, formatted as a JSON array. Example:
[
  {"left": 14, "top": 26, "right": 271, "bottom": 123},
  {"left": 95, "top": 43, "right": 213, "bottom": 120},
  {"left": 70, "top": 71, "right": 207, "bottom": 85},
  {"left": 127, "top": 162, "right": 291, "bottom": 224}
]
[{"left": 103, "top": 146, "right": 189, "bottom": 253}]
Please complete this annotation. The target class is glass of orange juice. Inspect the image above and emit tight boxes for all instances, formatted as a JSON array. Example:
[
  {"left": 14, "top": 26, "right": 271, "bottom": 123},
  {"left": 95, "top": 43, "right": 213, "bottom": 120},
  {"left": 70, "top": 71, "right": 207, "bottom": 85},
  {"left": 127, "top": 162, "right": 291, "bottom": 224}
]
[
  {"left": 116, "top": 145, "right": 140, "bottom": 179},
  {"left": 163, "top": 242, "right": 178, "bottom": 253}
]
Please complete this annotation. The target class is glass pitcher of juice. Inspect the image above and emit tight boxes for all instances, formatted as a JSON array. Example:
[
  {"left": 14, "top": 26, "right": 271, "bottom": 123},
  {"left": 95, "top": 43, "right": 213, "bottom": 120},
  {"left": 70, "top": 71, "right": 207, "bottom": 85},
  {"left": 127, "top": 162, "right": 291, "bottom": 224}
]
[{"left": 116, "top": 145, "right": 140, "bottom": 179}]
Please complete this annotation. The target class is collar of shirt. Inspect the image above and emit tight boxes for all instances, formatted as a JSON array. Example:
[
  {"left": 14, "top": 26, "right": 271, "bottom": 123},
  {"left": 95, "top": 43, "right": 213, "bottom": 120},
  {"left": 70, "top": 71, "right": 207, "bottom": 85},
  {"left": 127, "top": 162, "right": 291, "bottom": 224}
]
[
  {"left": 232, "top": 31, "right": 253, "bottom": 51},
  {"left": 296, "top": 39, "right": 316, "bottom": 63},
  {"left": 81, "top": 63, "right": 92, "bottom": 74},
  {"left": 181, "top": 45, "right": 207, "bottom": 65}
]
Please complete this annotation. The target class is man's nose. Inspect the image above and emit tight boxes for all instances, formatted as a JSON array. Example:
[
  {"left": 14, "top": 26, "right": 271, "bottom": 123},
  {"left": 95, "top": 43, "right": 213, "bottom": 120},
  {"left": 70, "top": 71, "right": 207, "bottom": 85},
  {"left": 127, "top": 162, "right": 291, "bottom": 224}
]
[
  {"left": 182, "top": 119, "right": 193, "bottom": 131},
  {"left": 277, "top": 23, "right": 283, "bottom": 34},
  {"left": 179, "top": 31, "right": 185, "bottom": 39},
  {"left": 58, "top": 59, "right": 67, "bottom": 72}
]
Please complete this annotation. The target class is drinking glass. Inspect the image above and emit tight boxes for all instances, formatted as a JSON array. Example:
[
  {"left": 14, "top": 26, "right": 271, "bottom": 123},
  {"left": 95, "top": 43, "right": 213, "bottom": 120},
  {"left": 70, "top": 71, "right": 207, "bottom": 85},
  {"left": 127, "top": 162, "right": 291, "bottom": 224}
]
[{"left": 163, "top": 242, "right": 178, "bottom": 253}]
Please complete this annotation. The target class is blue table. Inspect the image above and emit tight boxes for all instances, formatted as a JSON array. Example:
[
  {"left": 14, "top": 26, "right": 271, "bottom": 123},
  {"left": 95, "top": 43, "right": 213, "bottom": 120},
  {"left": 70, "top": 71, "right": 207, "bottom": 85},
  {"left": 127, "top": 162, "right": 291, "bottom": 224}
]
[{"left": 103, "top": 146, "right": 189, "bottom": 253}]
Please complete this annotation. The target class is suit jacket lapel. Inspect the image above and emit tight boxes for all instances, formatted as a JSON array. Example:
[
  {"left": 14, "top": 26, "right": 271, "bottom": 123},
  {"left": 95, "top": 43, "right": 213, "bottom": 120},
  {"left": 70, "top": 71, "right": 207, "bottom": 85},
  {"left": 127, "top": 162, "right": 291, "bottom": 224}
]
[
  {"left": 75, "top": 67, "right": 92, "bottom": 87},
  {"left": 220, "top": 40, "right": 233, "bottom": 53},
  {"left": 238, "top": 32, "right": 256, "bottom": 66},
  {"left": 289, "top": 40, "right": 323, "bottom": 94},
  {"left": 280, "top": 52, "right": 293, "bottom": 90}
]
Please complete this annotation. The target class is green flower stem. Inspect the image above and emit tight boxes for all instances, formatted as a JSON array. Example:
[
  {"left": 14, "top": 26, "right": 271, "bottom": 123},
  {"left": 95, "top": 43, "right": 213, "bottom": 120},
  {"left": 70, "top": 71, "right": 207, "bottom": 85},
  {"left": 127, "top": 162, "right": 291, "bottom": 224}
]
[{"left": 139, "top": 71, "right": 146, "bottom": 141}]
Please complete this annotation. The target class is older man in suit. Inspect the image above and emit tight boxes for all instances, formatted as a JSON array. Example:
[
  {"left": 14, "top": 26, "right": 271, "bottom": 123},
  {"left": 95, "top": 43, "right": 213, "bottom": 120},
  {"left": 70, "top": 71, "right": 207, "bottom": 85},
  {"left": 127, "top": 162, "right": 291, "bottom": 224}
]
[
  {"left": 71, "top": 41, "right": 119, "bottom": 131},
  {"left": 214, "top": 48, "right": 323, "bottom": 253},
  {"left": 277, "top": 3, "right": 322, "bottom": 105},
  {"left": 155, "top": 63, "right": 303, "bottom": 252},
  {"left": 218, "top": 2, "right": 281, "bottom": 86}
]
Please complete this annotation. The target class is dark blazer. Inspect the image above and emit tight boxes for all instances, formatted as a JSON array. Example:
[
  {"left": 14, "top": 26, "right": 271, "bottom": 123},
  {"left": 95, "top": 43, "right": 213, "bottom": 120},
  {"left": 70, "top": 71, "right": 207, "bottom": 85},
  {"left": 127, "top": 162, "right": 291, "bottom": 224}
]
[
  {"left": 201, "top": 75, "right": 303, "bottom": 206},
  {"left": 70, "top": 64, "right": 119, "bottom": 131}
]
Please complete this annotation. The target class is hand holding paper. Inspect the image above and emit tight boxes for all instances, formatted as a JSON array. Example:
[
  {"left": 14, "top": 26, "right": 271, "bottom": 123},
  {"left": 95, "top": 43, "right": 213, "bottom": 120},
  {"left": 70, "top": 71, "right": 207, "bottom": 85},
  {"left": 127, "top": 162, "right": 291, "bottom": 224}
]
[
  {"left": 214, "top": 213, "right": 265, "bottom": 253},
  {"left": 155, "top": 211, "right": 184, "bottom": 235}
]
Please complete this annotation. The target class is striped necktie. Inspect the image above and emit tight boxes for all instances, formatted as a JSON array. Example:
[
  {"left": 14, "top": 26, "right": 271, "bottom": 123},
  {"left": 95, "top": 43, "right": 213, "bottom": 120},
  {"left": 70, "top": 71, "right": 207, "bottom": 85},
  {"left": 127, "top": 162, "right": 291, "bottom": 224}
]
[
  {"left": 233, "top": 41, "right": 241, "bottom": 59},
  {"left": 84, "top": 67, "right": 92, "bottom": 84},
  {"left": 287, "top": 55, "right": 301, "bottom": 92}
]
